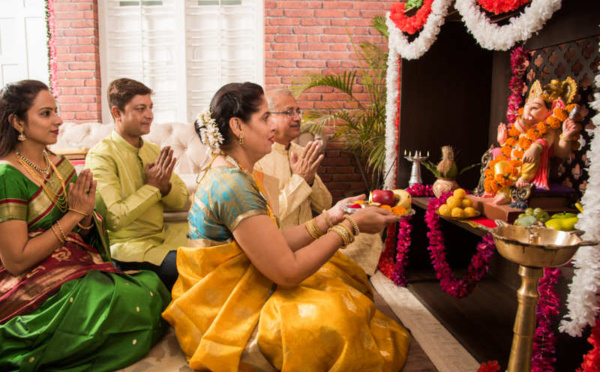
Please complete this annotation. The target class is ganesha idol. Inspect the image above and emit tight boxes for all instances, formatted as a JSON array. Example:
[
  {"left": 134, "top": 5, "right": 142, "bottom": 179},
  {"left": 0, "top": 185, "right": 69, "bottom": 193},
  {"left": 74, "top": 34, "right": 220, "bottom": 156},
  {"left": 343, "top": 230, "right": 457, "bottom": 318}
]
[{"left": 484, "top": 77, "right": 581, "bottom": 205}]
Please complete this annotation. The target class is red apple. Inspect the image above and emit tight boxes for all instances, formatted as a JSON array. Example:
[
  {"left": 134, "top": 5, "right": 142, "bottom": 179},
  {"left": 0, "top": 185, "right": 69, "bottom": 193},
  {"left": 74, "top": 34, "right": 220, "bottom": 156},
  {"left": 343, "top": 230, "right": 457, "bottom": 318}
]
[{"left": 370, "top": 189, "right": 396, "bottom": 207}]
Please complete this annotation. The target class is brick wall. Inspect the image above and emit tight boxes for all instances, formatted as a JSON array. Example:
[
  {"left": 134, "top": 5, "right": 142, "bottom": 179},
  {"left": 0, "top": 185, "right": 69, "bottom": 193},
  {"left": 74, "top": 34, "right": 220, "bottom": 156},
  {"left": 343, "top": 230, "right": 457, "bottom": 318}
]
[
  {"left": 54, "top": 0, "right": 102, "bottom": 123},
  {"left": 51, "top": 1, "right": 399, "bottom": 197},
  {"left": 264, "top": 0, "right": 399, "bottom": 200}
]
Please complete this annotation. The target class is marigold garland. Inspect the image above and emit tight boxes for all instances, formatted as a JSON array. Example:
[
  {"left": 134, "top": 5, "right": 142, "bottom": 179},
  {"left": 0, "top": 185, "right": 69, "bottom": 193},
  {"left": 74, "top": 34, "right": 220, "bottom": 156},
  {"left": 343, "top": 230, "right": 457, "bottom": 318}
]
[
  {"left": 45, "top": 0, "right": 58, "bottom": 97},
  {"left": 484, "top": 105, "right": 577, "bottom": 195},
  {"left": 478, "top": 360, "right": 501, "bottom": 372},
  {"left": 477, "top": 0, "right": 532, "bottom": 15},
  {"left": 390, "top": 0, "right": 434, "bottom": 35},
  {"left": 577, "top": 317, "right": 600, "bottom": 372},
  {"left": 532, "top": 268, "right": 561, "bottom": 372}
]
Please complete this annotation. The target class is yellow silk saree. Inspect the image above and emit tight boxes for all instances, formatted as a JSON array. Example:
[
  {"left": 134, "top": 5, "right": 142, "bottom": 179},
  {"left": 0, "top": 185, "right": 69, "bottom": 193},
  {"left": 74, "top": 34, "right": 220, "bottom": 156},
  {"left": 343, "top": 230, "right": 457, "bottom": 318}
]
[{"left": 163, "top": 166, "right": 410, "bottom": 371}]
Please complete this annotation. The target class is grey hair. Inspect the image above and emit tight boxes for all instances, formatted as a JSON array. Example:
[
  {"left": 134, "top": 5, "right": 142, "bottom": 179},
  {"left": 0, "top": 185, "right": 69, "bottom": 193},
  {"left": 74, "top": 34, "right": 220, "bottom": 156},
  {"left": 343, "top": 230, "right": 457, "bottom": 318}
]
[{"left": 266, "top": 89, "right": 294, "bottom": 110}]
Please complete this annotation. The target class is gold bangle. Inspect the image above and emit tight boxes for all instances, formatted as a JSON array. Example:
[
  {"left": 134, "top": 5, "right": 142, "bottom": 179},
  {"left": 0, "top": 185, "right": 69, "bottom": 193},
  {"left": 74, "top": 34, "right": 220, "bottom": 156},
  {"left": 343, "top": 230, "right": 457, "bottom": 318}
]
[
  {"left": 55, "top": 221, "right": 68, "bottom": 242},
  {"left": 328, "top": 224, "right": 354, "bottom": 248},
  {"left": 305, "top": 218, "right": 325, "bottom": 240},
  {"left": 77, "top": 221, "right": 93, "bottom": 231},
  {"left": 343, "top": 215, "right": 360, "bottom": 235},
  {"left": 559, "top": 134, "right": 575, "bottom": 142},
  {"left": 322, "top": 210, "right": 334, "bottom": 228},
  {"left": 51, "top": 224, "right": 65, "bottom": 244},
  {"left": 68, "top": 208, "right": 89, "bottom": 217}
]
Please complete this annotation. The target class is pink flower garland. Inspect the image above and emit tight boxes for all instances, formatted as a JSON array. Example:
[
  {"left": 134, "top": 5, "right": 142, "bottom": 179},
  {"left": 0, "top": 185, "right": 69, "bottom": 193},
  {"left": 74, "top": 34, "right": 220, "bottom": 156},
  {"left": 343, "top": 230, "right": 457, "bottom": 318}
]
[
  {"left": 577, "top": 317, "right": 600, "bottom": 372},
  {"left": 378, "top": 184, "right": 433, "bottom": 284},
  {"left": 45, "top": 0, "right": 58, "bottom": 97},
  {"left": 532, "top": 268, "right": 561, "bottom": 372},
  {"left": 425, "top": 193, "right": 496, "bottom": 299},
  {"left": 506, "top": 46, "right": 529, "bottom": 123}
]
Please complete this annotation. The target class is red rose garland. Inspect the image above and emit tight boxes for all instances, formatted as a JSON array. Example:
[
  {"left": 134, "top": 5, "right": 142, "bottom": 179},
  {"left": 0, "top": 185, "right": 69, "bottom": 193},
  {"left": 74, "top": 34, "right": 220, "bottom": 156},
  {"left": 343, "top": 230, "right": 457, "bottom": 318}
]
[
  {"left": 577, "top": 317, "right": 600, "bottom": 372},
  {"left": 390, "top": 0, "right": 434, "bottom": 35},
  {"left": 478, "top": 361, "right": 501, "bottom": 372},
  {"left": 477, "top": 0, "right": 532, "bottom": 15},
  {"left": 425, "top": 193, "right": 496, "bottom": 299},
  {"left": 378, "top": 184, "right": 432, "bottom": 284}
]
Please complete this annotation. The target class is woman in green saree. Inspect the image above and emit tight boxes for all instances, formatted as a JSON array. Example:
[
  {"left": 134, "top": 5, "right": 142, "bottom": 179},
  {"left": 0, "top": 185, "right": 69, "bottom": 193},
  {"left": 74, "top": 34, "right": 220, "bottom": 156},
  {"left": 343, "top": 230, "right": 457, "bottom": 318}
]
[{"left": 0, "top": 80, "right": 170, "bottom": 371}]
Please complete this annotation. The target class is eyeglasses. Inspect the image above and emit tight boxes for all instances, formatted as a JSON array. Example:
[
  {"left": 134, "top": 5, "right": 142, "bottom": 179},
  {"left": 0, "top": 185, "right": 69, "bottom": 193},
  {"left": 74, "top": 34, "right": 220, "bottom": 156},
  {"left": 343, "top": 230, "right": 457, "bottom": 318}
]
[{"left": 270, "top": 108, "right": 302, "bottom": 117}]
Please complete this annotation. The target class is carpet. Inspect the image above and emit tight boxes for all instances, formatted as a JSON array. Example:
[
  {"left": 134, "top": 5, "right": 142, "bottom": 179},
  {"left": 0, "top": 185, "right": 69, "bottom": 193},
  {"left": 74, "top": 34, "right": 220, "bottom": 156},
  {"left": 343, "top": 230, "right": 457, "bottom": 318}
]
[{"left": 371, "top": 271, "right": 481, "bottom": 372}]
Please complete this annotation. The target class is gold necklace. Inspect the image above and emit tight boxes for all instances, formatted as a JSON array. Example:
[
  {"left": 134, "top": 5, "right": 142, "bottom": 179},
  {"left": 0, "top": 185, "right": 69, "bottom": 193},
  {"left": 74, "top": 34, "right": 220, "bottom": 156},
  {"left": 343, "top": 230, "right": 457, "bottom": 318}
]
[
  {"left": 15, "top": 150, "right": 51, "bottom": 175},
  {"left": 16, "top": 155, "right": 68, "bottom": 212}
]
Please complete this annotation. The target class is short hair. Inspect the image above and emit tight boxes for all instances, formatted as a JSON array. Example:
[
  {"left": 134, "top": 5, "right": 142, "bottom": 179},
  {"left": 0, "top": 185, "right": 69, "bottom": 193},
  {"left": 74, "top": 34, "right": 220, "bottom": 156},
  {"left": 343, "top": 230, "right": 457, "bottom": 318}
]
[
  {"left": 266, "top": 89, "right": 294, "bottom": 111},
  {"left": 107, "top": 78, "right": 152, "bottom": 113}
]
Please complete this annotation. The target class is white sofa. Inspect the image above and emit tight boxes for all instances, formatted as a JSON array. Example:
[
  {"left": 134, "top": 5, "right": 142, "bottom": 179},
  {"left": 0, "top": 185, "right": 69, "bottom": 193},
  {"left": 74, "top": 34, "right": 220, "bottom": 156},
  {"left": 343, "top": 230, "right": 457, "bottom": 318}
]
[{"left": 51, "top": 121, "right": 210, "bottom": 222}]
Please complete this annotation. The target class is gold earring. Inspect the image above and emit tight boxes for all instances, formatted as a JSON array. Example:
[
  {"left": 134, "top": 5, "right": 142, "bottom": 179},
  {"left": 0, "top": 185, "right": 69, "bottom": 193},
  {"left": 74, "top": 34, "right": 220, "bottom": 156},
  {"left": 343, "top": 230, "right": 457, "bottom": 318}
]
[
  {"left": 17, "top": 127, "right": 26, "bottom": 142},
  {"left": 239, "top": 131, "right": 244, "bottom": 145}
]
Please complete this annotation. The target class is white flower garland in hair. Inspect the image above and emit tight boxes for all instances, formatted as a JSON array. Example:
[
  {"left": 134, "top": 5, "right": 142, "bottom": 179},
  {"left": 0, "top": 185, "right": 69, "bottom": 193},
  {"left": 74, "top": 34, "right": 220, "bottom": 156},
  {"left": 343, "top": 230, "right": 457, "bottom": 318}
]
[
  {"left": 560, "top": 41, "right": 600, "bottom": 337},
  {"left": 196, "top": 107, "right": 224, "bottom": 155},
  {"left": 384, "top": 48, "right": 400, "bottom": 189},
  {"left": 386, "top": 0, "right": 453, "bottom": 61},
  {"left": 454, "top": 0, "right": 563, "bottom": 51}
]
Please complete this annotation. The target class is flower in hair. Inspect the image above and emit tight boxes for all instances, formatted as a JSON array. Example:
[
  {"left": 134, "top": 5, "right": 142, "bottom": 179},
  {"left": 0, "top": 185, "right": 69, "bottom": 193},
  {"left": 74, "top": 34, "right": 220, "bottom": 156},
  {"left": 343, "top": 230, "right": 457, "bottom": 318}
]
[{"left": 196, "top": 107, "right": 224, "bottom": 154}]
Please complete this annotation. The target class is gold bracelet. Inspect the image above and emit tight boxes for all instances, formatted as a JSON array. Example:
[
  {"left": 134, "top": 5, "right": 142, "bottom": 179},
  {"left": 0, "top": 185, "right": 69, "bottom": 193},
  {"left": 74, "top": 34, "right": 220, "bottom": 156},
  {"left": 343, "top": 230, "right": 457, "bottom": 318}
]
[
  {"left": 343, "top": 215, "right": 360, "bottom": 235},
  {"left": 322, "top": 210, "right": 334, "bottom": 228},
  {"left": 51, "top": 224, "right": 65, "bottom": 244},
  {"left": 328, "top": 224, "right": 355, "bottom": 248},
  {"left": 68, "top": 208, "right": 89, "bottom": 217},
  {"left": 55, "top": 221, "right": 68, "bottom": 242},
  {"left": 305, "top": 218, "right": 325, "bottom": 240},
  {"left": 559, "top": 134, "right": 575, "bottom": 142},
  {"left": 77, "top": 221, "right": 93, "bottom": 231}
]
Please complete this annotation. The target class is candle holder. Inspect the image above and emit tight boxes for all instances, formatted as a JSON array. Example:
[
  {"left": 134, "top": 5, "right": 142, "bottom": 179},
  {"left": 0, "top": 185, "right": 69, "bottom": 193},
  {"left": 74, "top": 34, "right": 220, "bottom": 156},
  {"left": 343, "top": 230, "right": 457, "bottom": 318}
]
[{"left": 404, "top": 150, "right": 429, "bottom": 187}]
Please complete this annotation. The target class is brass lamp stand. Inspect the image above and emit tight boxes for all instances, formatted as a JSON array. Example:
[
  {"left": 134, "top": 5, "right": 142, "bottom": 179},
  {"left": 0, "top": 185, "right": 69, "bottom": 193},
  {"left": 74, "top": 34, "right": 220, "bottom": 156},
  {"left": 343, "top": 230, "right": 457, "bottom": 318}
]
[{"left": 489, "top": 222, "right": 597, "bottom": 372}]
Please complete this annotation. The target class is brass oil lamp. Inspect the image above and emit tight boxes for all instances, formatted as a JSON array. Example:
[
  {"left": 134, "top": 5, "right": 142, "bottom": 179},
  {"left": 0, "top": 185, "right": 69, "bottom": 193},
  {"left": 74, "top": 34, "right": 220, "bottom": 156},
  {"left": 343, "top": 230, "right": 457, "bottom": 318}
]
[{"left": 489, "top": 222, "right": 597, "bottom": 372}]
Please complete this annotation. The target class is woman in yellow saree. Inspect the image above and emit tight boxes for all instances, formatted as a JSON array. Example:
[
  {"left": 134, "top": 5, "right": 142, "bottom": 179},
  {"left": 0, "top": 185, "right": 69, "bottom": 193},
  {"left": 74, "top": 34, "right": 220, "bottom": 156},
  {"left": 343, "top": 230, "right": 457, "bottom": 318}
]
[{"left": 163, "top": 82, "right": 411, "bottom": 371}]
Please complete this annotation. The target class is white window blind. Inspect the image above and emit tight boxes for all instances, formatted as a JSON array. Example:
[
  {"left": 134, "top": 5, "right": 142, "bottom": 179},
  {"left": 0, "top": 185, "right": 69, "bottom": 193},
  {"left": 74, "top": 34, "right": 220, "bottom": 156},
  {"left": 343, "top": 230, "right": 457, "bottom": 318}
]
[
  {"left": 0, "top": 0, "right": 49, "bottom": 86},
  {"left": 99, "top": 0, "right": 263, "bottom": 123}
]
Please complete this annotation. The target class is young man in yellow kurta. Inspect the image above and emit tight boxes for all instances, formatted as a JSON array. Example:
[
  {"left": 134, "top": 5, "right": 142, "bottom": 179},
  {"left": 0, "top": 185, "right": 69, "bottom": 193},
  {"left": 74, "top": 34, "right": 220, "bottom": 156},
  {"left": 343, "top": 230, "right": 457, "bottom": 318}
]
[
  {"left": 86, "top": 78, "right": 189, "bottom": 290},
  {"left": 256, "top": 89, "right": 384, "bottom": 275}
]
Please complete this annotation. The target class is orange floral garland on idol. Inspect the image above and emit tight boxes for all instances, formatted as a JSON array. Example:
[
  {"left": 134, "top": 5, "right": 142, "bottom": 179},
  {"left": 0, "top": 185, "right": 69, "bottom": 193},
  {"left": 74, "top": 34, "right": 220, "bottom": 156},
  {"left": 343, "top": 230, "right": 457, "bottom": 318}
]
[{"left": 484, "top": 104, "right": 578, "bottom": 195}]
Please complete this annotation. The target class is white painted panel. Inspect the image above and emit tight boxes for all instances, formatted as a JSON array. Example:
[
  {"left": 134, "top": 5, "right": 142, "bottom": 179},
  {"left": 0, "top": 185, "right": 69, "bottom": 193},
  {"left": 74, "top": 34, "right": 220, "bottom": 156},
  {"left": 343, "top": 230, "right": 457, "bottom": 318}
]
[{"left": 0, "top": 0, "right": 49, "bottom": 86}]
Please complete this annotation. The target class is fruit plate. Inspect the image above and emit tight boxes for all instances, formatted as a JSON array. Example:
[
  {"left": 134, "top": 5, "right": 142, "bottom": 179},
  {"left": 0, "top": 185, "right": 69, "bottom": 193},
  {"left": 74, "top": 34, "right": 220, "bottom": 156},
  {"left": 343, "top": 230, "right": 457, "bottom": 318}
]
[
  {"left": 436, "top": 210, "right": 481, "bottom": 220},
  {"left": 344, "top": 205, "right": 416, "bottom": 218}
]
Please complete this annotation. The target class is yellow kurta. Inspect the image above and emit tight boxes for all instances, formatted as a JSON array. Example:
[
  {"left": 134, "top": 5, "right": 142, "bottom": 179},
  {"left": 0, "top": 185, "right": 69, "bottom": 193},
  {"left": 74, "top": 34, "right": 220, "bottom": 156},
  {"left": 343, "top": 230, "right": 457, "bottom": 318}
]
[
  {"left": 86, "top": 131, "right": 190, "bottom": 265},
  {"left": 163, "top": 166, "right": 410, "bottom": 372}
]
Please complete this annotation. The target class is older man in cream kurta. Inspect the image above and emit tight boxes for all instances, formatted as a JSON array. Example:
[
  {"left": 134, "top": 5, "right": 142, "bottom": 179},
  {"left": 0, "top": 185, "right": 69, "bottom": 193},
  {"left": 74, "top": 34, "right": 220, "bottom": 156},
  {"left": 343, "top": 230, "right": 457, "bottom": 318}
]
[{"left": 256, "top": 89, "right": 384, "bottom": 275}]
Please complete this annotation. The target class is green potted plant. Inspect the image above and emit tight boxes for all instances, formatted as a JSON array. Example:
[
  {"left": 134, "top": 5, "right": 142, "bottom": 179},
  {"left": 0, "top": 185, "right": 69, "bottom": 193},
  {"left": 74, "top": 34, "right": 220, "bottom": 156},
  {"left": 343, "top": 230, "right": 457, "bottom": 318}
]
[{"left": 291, "top": 15, "right": 389, "bottom": 191}]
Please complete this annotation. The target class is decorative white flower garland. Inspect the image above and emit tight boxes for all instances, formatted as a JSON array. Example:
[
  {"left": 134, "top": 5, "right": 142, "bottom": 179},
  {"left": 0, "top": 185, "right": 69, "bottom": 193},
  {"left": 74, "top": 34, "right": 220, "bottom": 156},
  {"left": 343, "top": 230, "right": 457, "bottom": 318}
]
[
  {"left": 454, "top": 0, "right": 563, "bottom": 51},
  {"left": 386, "top": 0, "right": 453, "bottom": 61},
  {"left": 195, "top": 107, "right": 224, "bottom": 155},
  {"left": 560, "top": 38, "right": 600, "bottom": 337},
  {"left": 383, "top": 48, "right": 400, "bottom": 189}
]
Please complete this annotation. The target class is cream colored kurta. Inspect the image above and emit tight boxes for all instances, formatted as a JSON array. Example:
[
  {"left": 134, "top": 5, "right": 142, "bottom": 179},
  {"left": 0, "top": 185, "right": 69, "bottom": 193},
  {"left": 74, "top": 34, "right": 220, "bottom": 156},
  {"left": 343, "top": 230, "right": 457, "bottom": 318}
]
[
  {"left": 256, "top": 142, "right": 384, "bottom": 275},
  {"left": 85, "top": 131, "right": 189, "bottom": 265},
  {"left": 256, "top": 142, "right": 332, "bottom": 229}
]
